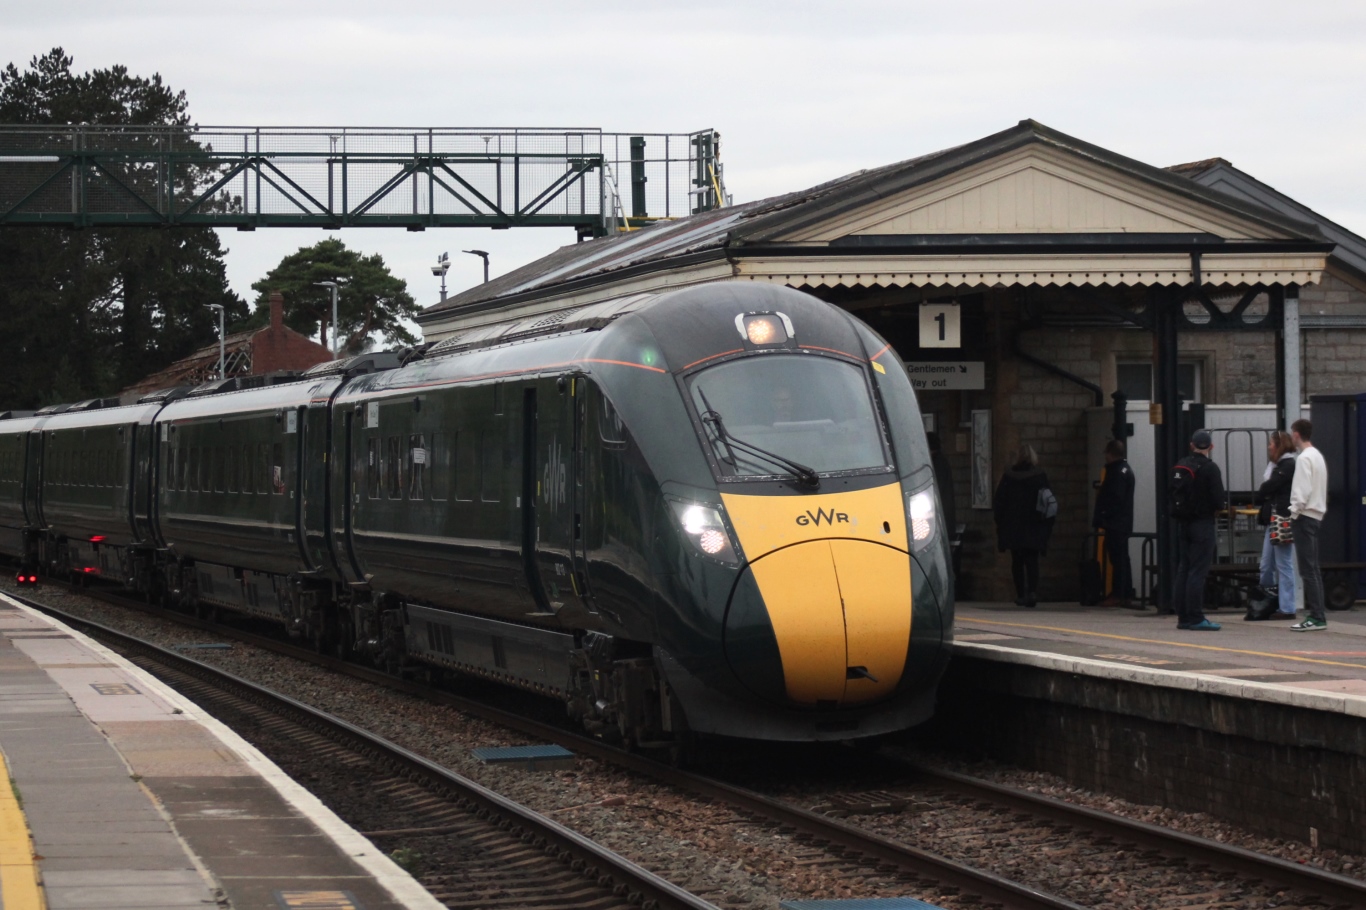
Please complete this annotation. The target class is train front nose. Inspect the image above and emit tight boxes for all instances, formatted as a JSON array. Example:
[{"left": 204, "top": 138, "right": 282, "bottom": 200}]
[{"left": 728, "top": 537, "right": 911, "bottom": 707}]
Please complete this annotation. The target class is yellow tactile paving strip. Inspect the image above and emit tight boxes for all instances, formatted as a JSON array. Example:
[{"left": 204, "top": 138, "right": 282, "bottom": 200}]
[{"left": 0, "top": 752, "right": 45, "bottom": 910}]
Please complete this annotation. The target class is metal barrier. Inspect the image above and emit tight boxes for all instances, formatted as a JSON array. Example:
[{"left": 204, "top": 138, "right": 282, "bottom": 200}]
[{"left": 0, "top": 125, "right": 724, "bottom": 235}]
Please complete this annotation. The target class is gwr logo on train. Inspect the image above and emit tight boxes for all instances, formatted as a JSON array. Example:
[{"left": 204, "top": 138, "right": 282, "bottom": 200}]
[{"left": 795, "top": 508, "right": 850, "bottom": 527}]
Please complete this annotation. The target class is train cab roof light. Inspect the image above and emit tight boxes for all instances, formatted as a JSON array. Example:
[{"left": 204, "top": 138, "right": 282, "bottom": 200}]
[{"left": 736, "top": 312, "right": 794, "bottom": 346}]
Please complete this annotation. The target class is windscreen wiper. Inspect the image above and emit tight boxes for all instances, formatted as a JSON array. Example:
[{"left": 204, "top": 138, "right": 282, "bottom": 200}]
[{"left": 697, "top": 389, "right": 820, "bottom": 488}]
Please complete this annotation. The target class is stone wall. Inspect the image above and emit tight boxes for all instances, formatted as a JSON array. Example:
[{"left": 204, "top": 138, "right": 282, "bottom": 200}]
[{"left": 927, "top": 651, "right": 1366, "bottom": 854}]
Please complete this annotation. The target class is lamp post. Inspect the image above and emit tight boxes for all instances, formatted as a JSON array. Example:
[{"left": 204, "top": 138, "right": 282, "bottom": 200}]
[
  {"left": 463, "top": 249, "right": 490, "bottom": 284},
  {"left": 431, "top": 252, "right": 450, "bottom": 300},
  {"left": 313, "top": 281, "right": 340, "bottom": 357},
  {"left": 204, "top": 304, "right": 225, "bottom": 379}
]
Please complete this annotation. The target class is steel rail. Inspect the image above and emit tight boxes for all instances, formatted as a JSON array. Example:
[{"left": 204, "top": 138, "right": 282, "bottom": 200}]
[
  {"left": 10, "top": 593, "right": 719, "bottom": 910},
  {"left": 893, "top": 763, "right": 1366, "bottom": 909},
  {"left": 14, "top": 584, "right": 1085, "bottom": 910}
]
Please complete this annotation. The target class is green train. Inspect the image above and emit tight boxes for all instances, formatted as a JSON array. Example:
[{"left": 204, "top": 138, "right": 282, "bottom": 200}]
[{"left": 0, "top": 283, "right": 953, "bottom": 744}]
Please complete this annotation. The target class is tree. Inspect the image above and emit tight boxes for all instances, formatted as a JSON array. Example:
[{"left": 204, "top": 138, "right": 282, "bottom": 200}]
[
  {"left": 248, "top": 238, "right": 419, "bottom": 355},
  {"left": 0, "top": 49, "right": 245, "bottom": 408}
]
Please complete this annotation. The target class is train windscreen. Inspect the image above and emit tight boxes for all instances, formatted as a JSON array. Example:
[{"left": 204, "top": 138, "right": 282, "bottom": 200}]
[{"left": 688, "top": 354, "right": 888, "bottom": 478}]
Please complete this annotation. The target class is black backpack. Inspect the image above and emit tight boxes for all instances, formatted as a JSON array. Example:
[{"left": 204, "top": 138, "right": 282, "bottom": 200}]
[{"left": 1169, "top": 457, "right": 1203, "bottom": 520}]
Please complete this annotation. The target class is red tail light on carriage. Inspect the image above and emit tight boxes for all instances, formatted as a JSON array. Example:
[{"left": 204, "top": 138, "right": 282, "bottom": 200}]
[{"left": 15, "top": 572, "right": 38, "bottom": 587}]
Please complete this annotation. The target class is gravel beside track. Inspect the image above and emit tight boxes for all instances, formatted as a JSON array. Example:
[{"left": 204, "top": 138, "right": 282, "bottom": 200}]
[{"left": 11, "top": 578, "right": 1366, "bottom": 909}]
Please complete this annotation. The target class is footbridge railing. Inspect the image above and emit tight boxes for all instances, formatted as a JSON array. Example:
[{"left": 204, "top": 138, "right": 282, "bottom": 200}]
[{"left": 0, "top": 126, "right": 724, "bottom": 236}]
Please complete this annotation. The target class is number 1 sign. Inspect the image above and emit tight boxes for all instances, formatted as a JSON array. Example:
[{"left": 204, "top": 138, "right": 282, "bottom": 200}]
[{"left": 919, "top": 302, "right": 961, "bottom": 348}]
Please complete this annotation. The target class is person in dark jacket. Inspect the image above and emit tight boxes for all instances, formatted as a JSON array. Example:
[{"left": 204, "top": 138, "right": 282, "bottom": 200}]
[
  {"left": 1172, "top": 429, "right": 1226, "bottom": 631},
  {"left": 993, "top": 444, "right": 1054, "bottom": 607},
  {"left": 1248, "top": 431, "right": 1297, "bottom": 621},
  {"left": 1093, "top": 439, "right": 1136, "bottom": 607}
]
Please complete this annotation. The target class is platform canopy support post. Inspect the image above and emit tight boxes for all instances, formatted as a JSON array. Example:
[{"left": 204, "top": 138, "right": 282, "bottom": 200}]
[
  {"left": 1153, "top": 286, "right": 1183, "bottom": 612},
  {"left": 1281, "top": 285, "right": 1302, "bottom": 430}
]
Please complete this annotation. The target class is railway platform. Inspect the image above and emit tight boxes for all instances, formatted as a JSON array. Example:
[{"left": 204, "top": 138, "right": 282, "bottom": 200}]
[
  {"left": 954, "top": 600, "right": 1366, "bottom": 711},
  {"left": 941, "top": 600, "right": 1366, "bottom": 855},
  {"left": 0, "top": 592, "right": 442, "bottom": 910}
]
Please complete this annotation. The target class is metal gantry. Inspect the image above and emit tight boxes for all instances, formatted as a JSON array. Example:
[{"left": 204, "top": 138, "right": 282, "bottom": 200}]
[{"left": 0, "top": 126, "right": 725, "bottom": 236}]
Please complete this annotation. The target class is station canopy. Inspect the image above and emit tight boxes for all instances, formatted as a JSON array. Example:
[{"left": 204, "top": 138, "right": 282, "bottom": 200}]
[{"left": 417, "top": 120, "right": 1330, "bottom": 339}]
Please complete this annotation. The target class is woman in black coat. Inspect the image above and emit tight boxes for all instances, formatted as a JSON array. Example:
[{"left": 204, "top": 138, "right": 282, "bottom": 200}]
[{"left": 993, "top": 444, "right": 1055, "bottom": 607}]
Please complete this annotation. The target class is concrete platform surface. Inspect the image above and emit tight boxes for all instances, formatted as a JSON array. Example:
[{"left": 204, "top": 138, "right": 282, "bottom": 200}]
[
  {"left": 0, "top": 592, "right": 445, "bottom": 910},
  {"left": 955, "top": 600, "right": 1366, "bottom": 717}
]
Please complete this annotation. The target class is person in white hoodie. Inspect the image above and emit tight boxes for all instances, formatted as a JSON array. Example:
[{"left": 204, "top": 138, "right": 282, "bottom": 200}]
[{"left": 1288, "top": 418, "right": 1329, "bottom": 631}]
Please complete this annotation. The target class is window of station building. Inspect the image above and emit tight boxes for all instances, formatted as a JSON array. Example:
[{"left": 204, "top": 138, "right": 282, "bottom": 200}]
[
  {"left": 366, "top": 437, "right": 380, "bottom": 499},
  {"left": 1116, "top": 361, "right": 1202, "bottom": 403},
  {"left": 384, "top": 435, "right": 403, "bottom": 499},
  {"left": 429, "top": 433, "right": 449, "bottom": 501},
  {"left": 454, "top": 432, "right": 476, "bottom": 502},
  {"left": 407, "top": 434, "right": 427, "bottom": 500},
  {"left": 480, "top": 430, "right": 502, "bottom": 503}
]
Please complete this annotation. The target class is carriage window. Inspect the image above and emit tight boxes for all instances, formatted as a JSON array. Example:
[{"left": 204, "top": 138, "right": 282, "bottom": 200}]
[
  {"left": 242, "top": 445, "right": 252, "bottom": 494},
  {"left": 366, "top": 437, "right": 380, "bottom": 499},
  {"left": 188, "top": 447, "right": 199, "bottom": 491},
  {"left": 166, "top": 446, "right": 177, "bottom": 491},
  {"left": 454, "top": 432, "right": 476, "bottom": 502},
  {"left": 429, "top": 433, "right": 449, "bottom": 501},
  {"left": 480, "top": 430, "right": 501, "bottom": 503},
  {"left": 257, "top": 443, "right": 269, "bottom": 494},
  {"left": 407, "top": 434, "right": 426, "bottom": 500},
  {"left": 271, "top": 443, "right": 284, "bottom": 494},
  {"left": 227, "top": 445, "right": 238, "bottom": 493},
  {"left": 385, "top": 436, "right": 402, "bottom": 499}
]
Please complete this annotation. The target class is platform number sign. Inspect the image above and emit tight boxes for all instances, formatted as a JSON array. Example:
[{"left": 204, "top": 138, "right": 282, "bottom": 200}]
[{"left": 919, "top": 302, "right": 961, "bottom": 349}]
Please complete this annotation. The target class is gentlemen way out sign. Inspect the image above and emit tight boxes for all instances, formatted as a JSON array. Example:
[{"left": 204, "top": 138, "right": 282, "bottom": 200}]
[{"left": 904, "top": 361, "right": 985, "bottom": 390}]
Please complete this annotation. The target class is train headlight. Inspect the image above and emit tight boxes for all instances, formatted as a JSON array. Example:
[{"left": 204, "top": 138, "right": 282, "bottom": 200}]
[
  {"left": 671, "top": 501, "right": 742, "bottom": 565},
  {"left": 907, "top": 488, "right": 937, "bottom": 550}
]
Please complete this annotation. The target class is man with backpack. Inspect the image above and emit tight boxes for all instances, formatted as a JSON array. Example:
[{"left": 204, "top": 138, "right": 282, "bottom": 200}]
[{"left": 1169, "top": 429, "right": 1225, "bottom": 631}]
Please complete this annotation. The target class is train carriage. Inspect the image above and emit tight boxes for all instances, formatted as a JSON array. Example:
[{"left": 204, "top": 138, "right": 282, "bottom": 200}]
[{"left": 0, "top": 282, "right": 954, "bottom": 745}]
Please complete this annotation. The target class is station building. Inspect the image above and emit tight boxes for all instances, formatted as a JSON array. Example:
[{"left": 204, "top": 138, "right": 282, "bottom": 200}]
[{"left": 417, "top": 121, "right": 1366, "bottom": 602}]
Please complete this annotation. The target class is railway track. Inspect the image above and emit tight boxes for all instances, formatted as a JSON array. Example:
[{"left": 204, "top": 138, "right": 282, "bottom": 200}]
[
  {"left": 8, "top": 591, "right": 714, "bottom": 910},
  {"left": 16, "top": 582, "right": 1366, "bottom": 909}
]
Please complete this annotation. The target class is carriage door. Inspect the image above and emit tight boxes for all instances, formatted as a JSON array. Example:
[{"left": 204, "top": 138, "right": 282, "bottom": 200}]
[{"left": 525, "top": 376, "right": 586, "bottom": 614}]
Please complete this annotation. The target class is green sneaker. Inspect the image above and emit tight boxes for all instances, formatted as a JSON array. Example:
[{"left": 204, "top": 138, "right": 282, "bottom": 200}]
[{"left": 1289, "top": 617, "right": 1327, "bottom": 631}]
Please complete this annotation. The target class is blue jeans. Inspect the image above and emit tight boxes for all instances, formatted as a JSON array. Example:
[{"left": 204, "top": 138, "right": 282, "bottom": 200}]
[{"left": 1258, "top": 527, "right": 1297, "bottom": 614}]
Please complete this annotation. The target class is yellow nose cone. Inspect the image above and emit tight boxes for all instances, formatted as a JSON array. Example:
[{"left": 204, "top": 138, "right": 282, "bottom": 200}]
[{"left": 744, "top": 539, "right": 911, "bottom": 706}]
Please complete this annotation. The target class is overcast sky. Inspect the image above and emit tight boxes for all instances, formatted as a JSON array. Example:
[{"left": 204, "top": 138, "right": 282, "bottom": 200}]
[{"left": 6, "top": 1, "right": 1366, "bottom": 336}]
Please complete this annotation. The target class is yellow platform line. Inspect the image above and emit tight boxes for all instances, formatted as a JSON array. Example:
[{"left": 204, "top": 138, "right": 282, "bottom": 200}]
[
  {"left": 964, "top": 618, "right": 1366, "bottom": 670},
  {"left": 0, "top": 753, "right": 44, "bottom": 910}
]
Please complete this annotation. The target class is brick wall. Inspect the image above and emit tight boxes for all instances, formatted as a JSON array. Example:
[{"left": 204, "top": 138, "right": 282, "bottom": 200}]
[{"left": 843, "top": 273, "right": 1366, "bottom": 603}]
